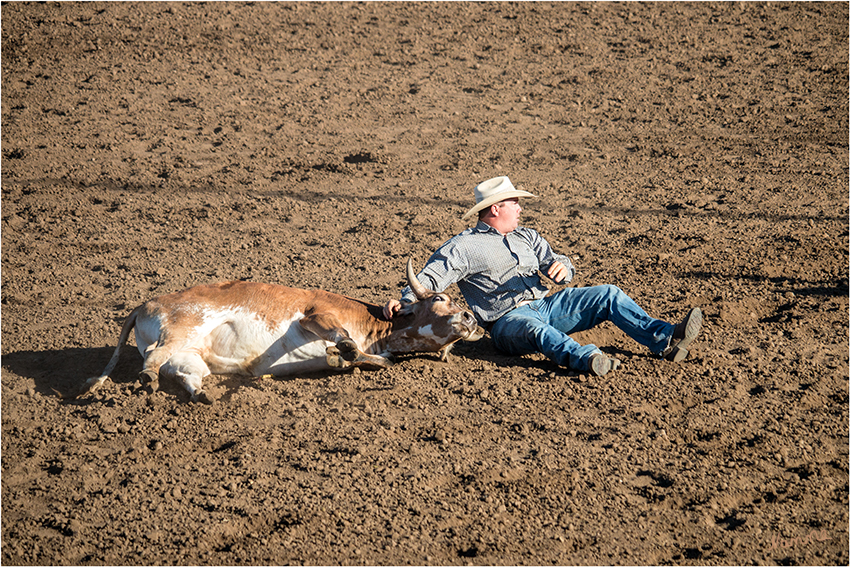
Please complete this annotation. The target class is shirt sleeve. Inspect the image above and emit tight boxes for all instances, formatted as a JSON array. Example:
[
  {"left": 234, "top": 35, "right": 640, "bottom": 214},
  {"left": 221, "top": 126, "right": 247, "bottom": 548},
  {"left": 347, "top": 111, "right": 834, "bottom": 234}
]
[
  {"left": 399, "top": 237, "right": 470, "bottom": 303},
  {"left": 524, "top": 228, "right": 576, "bottom": 284}
]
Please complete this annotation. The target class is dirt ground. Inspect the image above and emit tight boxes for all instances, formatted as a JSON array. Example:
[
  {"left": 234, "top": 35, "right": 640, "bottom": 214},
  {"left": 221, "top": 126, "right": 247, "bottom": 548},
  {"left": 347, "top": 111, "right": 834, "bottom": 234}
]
[{"left": 1, "top": 2, "right": 848, "bottom": 565}]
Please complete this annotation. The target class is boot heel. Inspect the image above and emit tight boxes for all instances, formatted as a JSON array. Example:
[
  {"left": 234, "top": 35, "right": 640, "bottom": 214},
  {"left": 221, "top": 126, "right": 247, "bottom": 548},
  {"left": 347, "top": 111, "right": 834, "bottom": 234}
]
[{"left": 667, "top": 346, "right": 689, "bottom": 363}]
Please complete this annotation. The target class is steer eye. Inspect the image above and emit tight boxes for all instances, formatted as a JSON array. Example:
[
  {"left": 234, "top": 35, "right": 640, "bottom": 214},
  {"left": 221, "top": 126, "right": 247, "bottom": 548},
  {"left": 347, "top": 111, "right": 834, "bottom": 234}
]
[{"left": 432, "top": 295, "right": 446, "bottom": 302}]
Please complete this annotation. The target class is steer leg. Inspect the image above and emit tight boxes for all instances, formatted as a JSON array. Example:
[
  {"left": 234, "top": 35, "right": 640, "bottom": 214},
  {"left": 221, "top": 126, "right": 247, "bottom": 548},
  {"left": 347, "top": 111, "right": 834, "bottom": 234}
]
[
  {"left": 298, "top": 312, "right": 360, "bottom": 366},
  {"left": 160, "top": 351, "right": 214, "bottom": 405},
  {"left": 325, "top": 344, "right": 393, "bottom": 370},
  {"left": 298, "top": 312, "right": 355, "bottom": 353},
  {"left": 138, "top": 342, "right": 181, "bottom": 394},
  {"left": 298, "top": 313, "right": 392, "bottom": 370},
  {"left": 139, "top": 345, "right": 166, "bottom": 393}
]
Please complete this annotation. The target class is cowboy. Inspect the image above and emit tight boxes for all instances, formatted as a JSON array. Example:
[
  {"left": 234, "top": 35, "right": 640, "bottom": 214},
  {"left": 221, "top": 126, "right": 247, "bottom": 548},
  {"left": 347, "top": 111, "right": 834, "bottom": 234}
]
[{"left": 383, "top": 176, "right": 702, "bottom": 376}]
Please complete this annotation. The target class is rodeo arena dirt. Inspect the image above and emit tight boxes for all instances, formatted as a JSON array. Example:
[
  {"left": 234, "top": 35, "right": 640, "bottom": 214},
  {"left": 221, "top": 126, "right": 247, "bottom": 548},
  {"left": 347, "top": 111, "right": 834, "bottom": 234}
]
[{"left": 1, "top": 2, "right": 848, "bottom": 566}]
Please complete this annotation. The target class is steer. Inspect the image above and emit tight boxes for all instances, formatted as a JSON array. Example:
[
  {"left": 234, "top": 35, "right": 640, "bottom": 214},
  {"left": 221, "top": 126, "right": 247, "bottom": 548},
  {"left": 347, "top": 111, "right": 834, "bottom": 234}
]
[{"left": 70, "top": 258, "right": 483, "bottom": 404}]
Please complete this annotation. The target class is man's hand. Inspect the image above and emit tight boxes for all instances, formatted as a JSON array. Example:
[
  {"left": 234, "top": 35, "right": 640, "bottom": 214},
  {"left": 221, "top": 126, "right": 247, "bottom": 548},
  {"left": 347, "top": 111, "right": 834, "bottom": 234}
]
[
  {"left": 547, "top": 261, "right": 570, "bottom": 284},
  {"left": 383, "top": 299, "right": 402, "bottom": 320}
]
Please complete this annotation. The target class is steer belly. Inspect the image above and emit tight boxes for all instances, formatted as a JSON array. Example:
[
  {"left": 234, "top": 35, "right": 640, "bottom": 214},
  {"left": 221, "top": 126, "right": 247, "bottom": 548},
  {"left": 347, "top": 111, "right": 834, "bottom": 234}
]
[
  {"left": 203, "top": 312, "right": 335, "bottom": 376},
  {"left": 243, "top": 319, "right": 337, "bottom": 376}
]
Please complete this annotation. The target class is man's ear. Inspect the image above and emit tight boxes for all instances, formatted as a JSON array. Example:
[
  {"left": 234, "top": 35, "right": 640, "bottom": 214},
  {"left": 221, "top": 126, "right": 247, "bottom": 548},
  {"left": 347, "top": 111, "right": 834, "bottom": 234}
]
[{"left": 485, "top": 202, "right": 501, "bottom": 219}]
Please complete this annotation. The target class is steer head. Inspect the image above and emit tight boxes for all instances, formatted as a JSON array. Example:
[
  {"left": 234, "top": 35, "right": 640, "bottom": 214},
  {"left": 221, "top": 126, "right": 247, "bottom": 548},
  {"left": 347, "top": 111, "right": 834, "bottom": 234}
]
[{"left": 388, "top": 258, "right": 484, "bottom": 360}]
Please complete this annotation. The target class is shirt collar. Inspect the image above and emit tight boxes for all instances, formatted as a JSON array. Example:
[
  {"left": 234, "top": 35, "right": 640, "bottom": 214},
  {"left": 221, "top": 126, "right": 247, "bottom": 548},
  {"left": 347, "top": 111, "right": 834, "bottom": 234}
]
[
  {"left": 474, "top": 220, "right": 501, "bottom": 234},
  {"left": 474, "top": 220, "right": 522, "bottom": 236}
]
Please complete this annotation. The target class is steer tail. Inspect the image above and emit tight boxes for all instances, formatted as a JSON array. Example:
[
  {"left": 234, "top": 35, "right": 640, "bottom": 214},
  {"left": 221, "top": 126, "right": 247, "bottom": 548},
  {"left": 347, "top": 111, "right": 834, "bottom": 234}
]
[{"left": 59, "top": 307, "right": 141, "bottom": 400}]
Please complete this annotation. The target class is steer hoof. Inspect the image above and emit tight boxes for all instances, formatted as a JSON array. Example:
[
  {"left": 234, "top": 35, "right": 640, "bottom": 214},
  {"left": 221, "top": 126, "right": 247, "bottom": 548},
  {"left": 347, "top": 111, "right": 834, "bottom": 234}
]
[
  {"left": 140, "top": 370, "right": 159, "bottom": 395},
  {"left": 139, "top": 369, "right": 158, "bottom": 384},
  {"left": 336, "top": 338, "right": 359, "bottom": 362},
  {"left": 439, "top": 344, "right": 455, "bottom": 362},
  {"left": 139, "top": 370, "right": 159, "bottom": 394},
  {"left": 326, "top": 346, "right": 349, "bottom": 369},
  {"left": 192, "top": 390, "right": 213, "bottom": 405}
]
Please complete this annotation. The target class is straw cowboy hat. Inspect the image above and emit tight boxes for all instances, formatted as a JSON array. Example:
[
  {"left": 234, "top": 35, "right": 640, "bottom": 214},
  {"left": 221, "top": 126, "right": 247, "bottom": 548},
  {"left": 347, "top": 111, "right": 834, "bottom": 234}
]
[{"left": 462, "top": 176, "right": 536, "bottom": 220}]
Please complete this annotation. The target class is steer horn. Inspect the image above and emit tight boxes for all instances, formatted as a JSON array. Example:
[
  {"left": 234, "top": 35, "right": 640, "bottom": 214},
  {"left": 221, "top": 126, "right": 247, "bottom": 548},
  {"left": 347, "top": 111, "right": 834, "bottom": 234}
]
[{"left": 406, "top": 257, "right": 431, "bottom": 300}]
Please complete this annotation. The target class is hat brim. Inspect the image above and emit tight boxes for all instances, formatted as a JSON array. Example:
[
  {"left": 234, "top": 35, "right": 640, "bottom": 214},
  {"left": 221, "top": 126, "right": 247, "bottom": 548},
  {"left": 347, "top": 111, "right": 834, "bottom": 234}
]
[{"left": 462, "top": 189, "right": 536, "bottom": 220}]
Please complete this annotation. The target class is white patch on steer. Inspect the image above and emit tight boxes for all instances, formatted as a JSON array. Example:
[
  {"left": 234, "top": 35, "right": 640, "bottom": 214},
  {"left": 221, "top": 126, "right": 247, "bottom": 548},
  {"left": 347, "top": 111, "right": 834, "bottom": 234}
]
[
  {"left": 203, "top": 307, "right": 279, "bottom": 357},
  {"left": 201, "top": 308, "right": 332, "bottom": 375},
  {"left": 134, "top": 312, "right": 167, "bottom": 356},
  {"left": 395, "top": 324, "right": 443, "bottom": 352},
  {"left": 249, "top": 313, "right": 337, "bottom": 375},
  {"left": 418, "top": 324, "right": 439, "bottom": 340}
]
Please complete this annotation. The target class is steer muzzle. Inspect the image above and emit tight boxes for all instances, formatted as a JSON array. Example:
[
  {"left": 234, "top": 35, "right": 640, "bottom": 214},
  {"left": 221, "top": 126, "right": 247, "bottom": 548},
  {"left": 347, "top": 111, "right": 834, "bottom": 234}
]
[{"left": 455, "top": 310, "right": 484, "bottom": 341}]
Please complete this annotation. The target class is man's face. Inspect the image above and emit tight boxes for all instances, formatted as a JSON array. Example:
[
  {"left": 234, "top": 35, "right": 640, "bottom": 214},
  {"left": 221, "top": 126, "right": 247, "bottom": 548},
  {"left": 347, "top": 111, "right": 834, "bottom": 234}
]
[{"left": 496, "top": 198, "right": 522, "bottom": 231}]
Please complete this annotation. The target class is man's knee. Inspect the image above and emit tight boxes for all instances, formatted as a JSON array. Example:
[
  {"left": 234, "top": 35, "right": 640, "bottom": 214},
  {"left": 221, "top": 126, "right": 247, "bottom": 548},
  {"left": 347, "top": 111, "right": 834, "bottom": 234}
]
[
  {"left": 595, "top": 284, "right": 627, "bottom": 305},
  {"left": 599, "top": 283, "right": 622, "bottom": 296}
]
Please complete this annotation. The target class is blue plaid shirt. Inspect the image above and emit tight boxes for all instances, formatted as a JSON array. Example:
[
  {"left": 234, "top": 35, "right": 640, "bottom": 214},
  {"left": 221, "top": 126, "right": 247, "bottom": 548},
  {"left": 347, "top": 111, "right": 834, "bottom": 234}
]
[{"left": 401, "top": 221, "right": 575, "bottom": 325}]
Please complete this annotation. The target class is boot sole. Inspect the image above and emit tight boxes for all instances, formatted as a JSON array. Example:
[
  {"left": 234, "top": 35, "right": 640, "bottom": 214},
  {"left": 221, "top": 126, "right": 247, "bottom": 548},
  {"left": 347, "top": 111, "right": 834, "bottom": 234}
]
[
  {"left": 590, "top": 354, "right": 621, "bottom": 376},
  {"left": 590, "top": 355, "right": 610, "bottom": 376},
  {"left": 665, "top": 308, "right": 703, "bottom": 362}
]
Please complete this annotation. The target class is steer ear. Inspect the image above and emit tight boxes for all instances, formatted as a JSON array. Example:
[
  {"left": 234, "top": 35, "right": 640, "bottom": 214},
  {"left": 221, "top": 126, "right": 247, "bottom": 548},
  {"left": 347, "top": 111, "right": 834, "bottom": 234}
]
[{"left": 406, "top": 257, "right": 432, "bottom": 300}]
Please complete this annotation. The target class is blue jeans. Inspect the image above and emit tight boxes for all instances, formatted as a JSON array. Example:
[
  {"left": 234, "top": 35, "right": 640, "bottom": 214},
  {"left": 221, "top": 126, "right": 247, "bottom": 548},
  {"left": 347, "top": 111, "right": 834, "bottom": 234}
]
[{"left": 489, "top": 285, "right": 675, "bottom": 371}]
